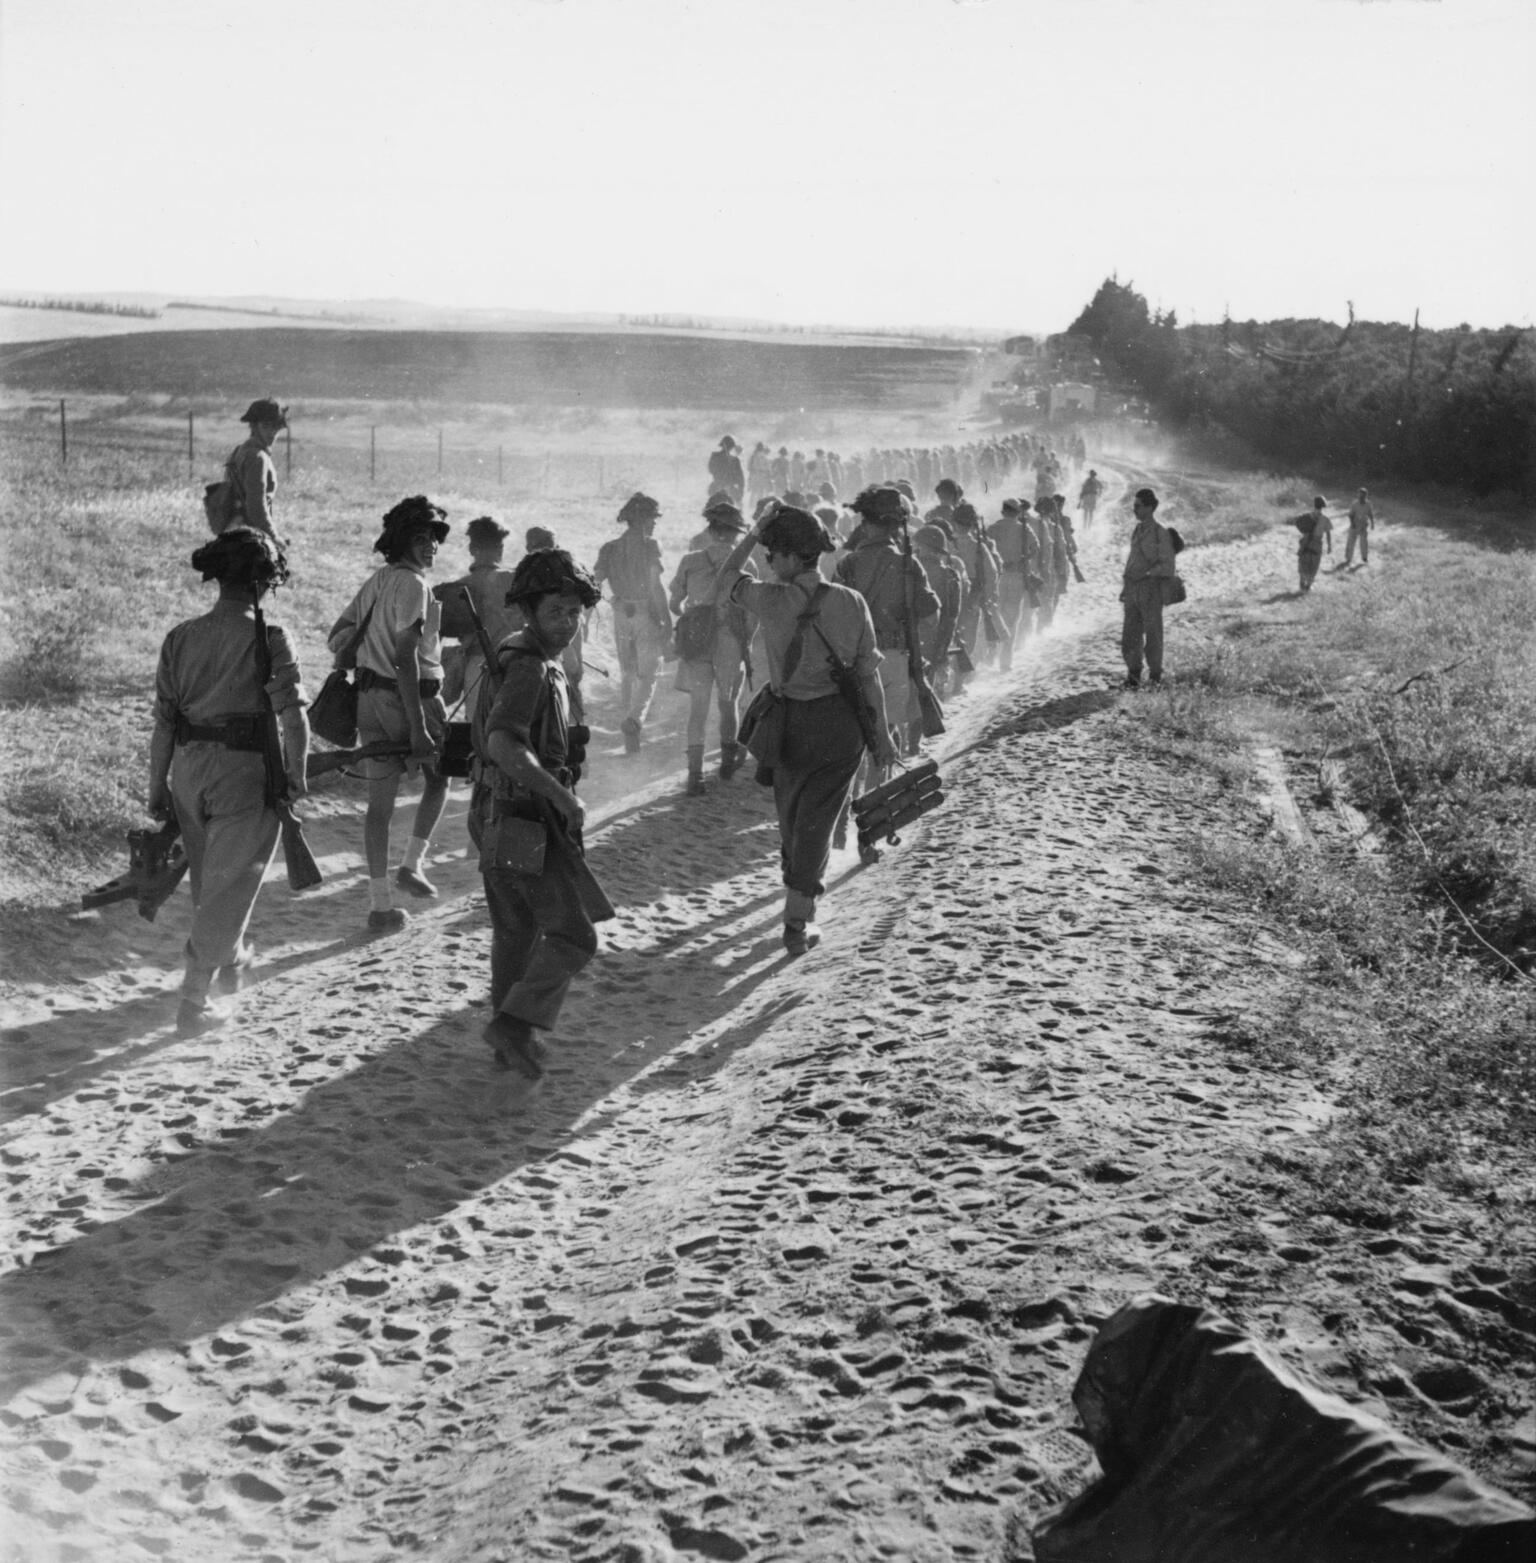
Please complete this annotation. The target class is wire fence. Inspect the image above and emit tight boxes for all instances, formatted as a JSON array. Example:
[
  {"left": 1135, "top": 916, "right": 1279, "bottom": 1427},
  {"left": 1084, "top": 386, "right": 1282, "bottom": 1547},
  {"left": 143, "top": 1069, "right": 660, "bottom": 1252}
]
[{"left": 0, "top": 408, "right": 696, "bottom": 501}]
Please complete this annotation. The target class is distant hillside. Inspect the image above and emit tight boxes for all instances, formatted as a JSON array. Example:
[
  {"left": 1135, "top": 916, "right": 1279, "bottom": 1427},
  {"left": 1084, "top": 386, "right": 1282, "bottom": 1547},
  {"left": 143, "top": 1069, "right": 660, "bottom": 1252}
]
[{"left": 0, "top": 327, "right": 977, "bottom": 411}]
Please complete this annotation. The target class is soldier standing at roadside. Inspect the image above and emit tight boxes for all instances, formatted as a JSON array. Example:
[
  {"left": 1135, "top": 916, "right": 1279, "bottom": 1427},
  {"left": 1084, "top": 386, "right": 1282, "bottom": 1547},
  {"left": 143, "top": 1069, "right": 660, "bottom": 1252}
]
[
  {"left": 1345, "top": 487, "right": 1375, "bottom": 566},
  {"left": 1120, "top": 487, "right": 1177, "bottom": 688},
  {"left": 217, "top": 398, "right": 287, "bottom": 538},
  {"left": 148, "top": 529, "right": 308, "bottom": 1036},
  {"left": 594, "top": 492, "right": 672, "bottom": 754}
]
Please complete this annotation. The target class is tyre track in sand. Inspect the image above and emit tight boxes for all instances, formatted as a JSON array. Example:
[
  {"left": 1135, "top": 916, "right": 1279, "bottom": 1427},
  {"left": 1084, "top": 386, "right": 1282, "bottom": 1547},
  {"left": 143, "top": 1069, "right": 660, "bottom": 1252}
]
[{"left": 3, "top": 496, "right": 1374, "bottom": 1561}]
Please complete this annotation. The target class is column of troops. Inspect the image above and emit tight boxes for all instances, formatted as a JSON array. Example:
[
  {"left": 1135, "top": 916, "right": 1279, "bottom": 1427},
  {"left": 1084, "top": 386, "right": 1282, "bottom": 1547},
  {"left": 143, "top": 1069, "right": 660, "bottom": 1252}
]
[{"left": 146, "top": 400, "right": 1106, "bottom": 1087}]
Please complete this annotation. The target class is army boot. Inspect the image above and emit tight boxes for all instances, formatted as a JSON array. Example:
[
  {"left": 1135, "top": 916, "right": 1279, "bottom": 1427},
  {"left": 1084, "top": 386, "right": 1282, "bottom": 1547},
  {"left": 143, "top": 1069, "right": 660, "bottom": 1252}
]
[
  {"left": 718, "top": 740, "right": 744, "bottom": 781},
  {"left": 685, "top": 745, "right": 707, "bottom": 796}
]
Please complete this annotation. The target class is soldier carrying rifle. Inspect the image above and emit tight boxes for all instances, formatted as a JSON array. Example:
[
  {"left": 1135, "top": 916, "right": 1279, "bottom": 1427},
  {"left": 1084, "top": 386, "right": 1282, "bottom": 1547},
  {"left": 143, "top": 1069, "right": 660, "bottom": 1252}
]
[{"left": 147, "top": 528, "right": 310, "bottom": 1037}]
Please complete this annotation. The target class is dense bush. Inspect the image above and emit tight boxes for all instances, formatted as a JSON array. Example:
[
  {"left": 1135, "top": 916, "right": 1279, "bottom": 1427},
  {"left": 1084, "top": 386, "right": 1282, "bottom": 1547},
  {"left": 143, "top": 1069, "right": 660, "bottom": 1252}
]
[{"left": 1067, "top": 279, "right": 1536, "bottom": 497}]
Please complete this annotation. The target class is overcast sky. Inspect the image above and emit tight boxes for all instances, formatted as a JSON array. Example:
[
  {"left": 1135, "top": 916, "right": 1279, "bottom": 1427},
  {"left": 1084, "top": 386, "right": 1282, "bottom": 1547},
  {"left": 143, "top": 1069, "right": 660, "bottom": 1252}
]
[{"left": 0, "top": 0, "right": 1530, "bottom": 332}]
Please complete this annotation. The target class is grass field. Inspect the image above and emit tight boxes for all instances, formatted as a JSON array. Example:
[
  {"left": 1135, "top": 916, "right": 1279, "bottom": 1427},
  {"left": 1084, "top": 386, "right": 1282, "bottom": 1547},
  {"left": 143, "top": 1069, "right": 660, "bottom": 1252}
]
[{"left": 0, "top": 392, "right": 992, "bottom": 896}]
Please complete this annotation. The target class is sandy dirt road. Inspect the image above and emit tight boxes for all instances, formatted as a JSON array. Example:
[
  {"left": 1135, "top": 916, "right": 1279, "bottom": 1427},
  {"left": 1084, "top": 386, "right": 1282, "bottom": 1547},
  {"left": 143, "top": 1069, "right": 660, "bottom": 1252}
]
[{"left": 2, "top": 482, "right": 1529, "bottom": 1561}]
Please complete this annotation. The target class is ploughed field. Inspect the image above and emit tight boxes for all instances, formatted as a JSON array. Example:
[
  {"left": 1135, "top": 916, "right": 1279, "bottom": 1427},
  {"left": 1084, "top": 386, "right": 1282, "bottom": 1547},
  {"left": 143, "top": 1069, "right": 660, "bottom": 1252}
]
[{"left": 0, "top": 328, "right": 978, "bottom": 411}]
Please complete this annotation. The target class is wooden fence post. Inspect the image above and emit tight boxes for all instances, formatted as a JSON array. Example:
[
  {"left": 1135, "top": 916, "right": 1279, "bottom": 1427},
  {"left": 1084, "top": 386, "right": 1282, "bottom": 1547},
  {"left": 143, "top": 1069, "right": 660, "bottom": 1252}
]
[{"left": 59, "top": 399, "right": 66, "bottom": 465}]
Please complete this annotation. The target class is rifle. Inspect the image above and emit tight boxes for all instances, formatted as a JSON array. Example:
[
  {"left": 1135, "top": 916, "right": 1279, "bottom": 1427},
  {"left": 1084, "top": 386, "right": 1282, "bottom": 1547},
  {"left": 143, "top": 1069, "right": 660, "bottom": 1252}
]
[
  {"left": 897, "top": 509, "right": 946, "bottom": 738},
  {"left": 307, "top": 740, "right": 411, "bottom": 778},
  {"left": 460, "top": 586, "right": 501, "bottom": 679},
  {"left": 81, "top": 819, "right": 188, "bottom": 921},
  {"left": 253, "top": 604, "right": 323, "bottom": 891}
]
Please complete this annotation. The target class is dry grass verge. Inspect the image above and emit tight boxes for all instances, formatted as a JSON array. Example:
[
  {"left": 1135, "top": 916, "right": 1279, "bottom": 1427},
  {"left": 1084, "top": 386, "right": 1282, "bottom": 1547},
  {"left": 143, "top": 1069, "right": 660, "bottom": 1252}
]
[{"left": 1126, "top": 498, "right": 1536, "bottom": 1228}]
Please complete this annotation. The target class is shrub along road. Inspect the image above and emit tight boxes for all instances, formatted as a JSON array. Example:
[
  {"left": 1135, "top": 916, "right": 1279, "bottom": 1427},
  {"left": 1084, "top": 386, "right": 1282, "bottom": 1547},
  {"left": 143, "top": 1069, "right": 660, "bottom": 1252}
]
[{"left": 1, "top": 478, "right": 1530, "bottom": 1560}]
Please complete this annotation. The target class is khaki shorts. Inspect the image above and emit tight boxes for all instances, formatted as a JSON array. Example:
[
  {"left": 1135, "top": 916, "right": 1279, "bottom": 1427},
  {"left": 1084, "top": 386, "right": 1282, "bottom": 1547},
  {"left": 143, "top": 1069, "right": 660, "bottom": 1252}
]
[{"left": 358, "top": 685, "right": 448, "bottom": 780}]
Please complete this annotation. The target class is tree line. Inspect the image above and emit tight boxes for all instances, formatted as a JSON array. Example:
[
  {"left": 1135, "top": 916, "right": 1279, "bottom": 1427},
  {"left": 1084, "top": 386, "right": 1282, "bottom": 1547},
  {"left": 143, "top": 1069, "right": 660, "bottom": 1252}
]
[
  {"left": 0, "top": 296, "right": 160, "bottom": 319},
  {"left": 1064, "top": 278, "right": 1535, "bottom": 496}
]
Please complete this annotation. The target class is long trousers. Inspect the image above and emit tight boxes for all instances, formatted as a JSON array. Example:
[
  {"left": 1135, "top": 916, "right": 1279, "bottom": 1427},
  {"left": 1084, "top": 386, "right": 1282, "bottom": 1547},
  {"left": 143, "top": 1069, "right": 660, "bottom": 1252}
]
[
  {"left": 171, "top": 744, "right": 279, "bottom": 998},
  {"left": 485, "top": 841, "right": 600, "bottom": 1032},
  {"left": 613, "top": 611, "right": 664, "bottom": 725},
  {"left": 1298, "top": 548, "right": 1324, "bottom": 590},
  {"left": 774, "top": 694, "right": 865, "bottom": 899},
  {"left": 1120, "top": 579, "right": 1166, "bottom": 678},
  {"left": 1344, "top": 525, "right": 1369, "bottom": 564},
  {"left": 997, "top": 576, "right": 1026, "bottom": 670}
]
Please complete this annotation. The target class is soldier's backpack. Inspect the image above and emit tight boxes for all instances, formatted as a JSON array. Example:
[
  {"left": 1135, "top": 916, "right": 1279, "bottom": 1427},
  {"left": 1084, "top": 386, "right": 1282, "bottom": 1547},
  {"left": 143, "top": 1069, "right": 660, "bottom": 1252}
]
[{"left": 202, "top": 447, "right": 244, "bottom": 534}]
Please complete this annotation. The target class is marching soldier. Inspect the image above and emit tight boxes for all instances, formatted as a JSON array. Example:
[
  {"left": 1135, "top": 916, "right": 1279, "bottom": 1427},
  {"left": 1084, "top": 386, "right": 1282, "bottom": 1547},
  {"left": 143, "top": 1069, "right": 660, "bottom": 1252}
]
[
  {"left": 708, "top": 437, "right": 745, "bottom": 503},
  {"left": 718, "top": 505, "right": 896, "bottom": 955},
  {"left": 836, "top": 485, "right": 940, "bottom": 775},
  {"left": 989, "top": 498, "right": 1028, "bottom": 671},
  {"left": 668, "top": 497, "right": 759, "bottom": 793},
  {"left": 594, "top": 492, "right": 672, "bottom": 754},
  {"left": 474, "top": 549, "right": 613, "bottom": 1082},
  {"left": 911, "top": 522, "right": 966, "bottom": 710},
  {"left": 328, "top": 496, "right": 451, "bottom": 928},
  {"left": 1078, "top": 469, "right": 1105, "bottom": 531},
  {"left": 948, "top": 501, "right": 999, "bottom": 684},
  {"left": 435, "top": 516, "right": 518, "bottom": 715},
  {"left": 147, "top": 528, "right": 308, "bottom": 1036}
]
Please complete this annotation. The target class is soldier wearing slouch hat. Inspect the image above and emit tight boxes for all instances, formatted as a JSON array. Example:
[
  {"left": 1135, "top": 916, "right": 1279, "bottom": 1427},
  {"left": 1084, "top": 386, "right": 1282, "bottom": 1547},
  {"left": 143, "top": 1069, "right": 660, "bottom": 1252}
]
[
  {"left": 475, "top": 548, "right": 612, "bottom": 1083},
  {"left": 148, "top": 528, "right": 308, "bottom": 1036}
]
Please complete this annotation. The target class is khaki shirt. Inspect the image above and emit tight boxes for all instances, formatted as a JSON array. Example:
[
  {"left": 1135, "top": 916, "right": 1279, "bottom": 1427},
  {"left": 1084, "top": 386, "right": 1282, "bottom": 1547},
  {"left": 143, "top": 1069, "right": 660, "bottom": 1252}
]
[
  {"left": 1348, "top": 500, "right": 1375, "bottom": 528},
  {"left": 1123, "top": 518, "right": 1177, "bottom": 583},
  {"left": 834, "top": 539, "right": 939, "bottom": 649},
  {"left": 730, "top": 571, "right": 880, "bottom": 701},
  {"left": 154, "top": 598, "right": 306, "bottom": 728},
  {"left": 330, "top": 563, "right": 444, "bottom": 681},
  {"left": 671, "top": 543, "right": 757, "bottom": 611},
  {"left": 226, "top": 438, "right": 278, "bottom": 535}
]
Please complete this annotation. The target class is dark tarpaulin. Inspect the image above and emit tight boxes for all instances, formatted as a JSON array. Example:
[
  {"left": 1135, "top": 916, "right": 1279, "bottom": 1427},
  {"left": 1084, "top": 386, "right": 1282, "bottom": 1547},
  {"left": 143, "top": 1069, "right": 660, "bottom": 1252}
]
[{"left": 1032, "top": 1296, "right": 1533, "bottom": 1563}]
